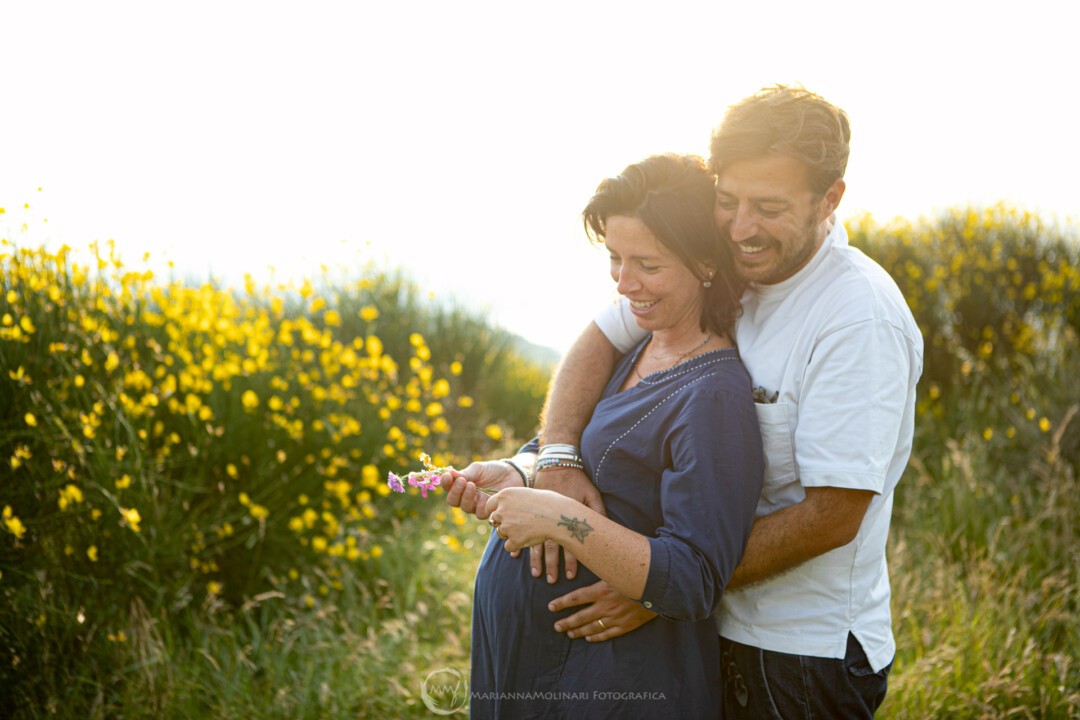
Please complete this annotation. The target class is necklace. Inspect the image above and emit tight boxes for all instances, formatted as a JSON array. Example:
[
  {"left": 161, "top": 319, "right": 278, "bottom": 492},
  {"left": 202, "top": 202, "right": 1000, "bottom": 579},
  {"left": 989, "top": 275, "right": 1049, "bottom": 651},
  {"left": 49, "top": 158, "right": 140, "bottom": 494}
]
[{"left": 634, "top": 333, "right": 713, "bottom": 380}]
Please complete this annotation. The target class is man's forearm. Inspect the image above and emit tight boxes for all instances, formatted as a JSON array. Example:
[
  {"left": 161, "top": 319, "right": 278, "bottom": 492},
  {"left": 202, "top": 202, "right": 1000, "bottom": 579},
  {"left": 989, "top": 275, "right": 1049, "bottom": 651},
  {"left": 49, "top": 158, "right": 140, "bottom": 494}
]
[
  {"left": 727, "top": 486, "right": 874, "bottom": 590},
  {"left": 540, "top": 322, "right": 619, "bottom": 444}
]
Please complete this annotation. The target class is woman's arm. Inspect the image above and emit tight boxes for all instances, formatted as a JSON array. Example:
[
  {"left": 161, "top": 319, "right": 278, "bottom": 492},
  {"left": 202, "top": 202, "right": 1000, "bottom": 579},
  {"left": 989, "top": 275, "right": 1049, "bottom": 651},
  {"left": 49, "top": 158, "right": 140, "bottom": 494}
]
[
  {"left": 489, "top": 387, "right": 765, "bottom": 621},
  {"left": 486, "top": 487, "right": 651, "bottom": 599}
]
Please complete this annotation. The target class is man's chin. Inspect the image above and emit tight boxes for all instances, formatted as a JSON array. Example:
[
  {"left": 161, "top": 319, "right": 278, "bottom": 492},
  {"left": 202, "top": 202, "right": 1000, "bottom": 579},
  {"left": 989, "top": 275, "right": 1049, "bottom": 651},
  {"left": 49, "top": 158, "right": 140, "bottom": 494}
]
[{"left": 734, "top": 257, "right": 773, "bottom": 283}]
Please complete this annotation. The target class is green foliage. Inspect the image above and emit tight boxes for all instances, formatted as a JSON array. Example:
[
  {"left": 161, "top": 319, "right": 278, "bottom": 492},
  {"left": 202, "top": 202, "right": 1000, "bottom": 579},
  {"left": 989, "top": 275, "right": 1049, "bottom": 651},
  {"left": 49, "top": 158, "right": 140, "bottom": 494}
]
[
  {"left": 0, "top": 234, "right": 549, "bottom": 717},
  {"left": 850, "top": 206, "right": 1080, "bottom": 718}
]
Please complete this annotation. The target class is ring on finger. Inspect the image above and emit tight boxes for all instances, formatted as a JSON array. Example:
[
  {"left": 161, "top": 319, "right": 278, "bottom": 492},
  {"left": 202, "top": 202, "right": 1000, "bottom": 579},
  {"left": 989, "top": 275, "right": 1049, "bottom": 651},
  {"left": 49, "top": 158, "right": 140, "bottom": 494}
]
[
  {"left": 597, "top": 618, "right": 607, "bottom": 630},
  {"left": 495, "top": 525, "right": 508, "bottom": 540}
]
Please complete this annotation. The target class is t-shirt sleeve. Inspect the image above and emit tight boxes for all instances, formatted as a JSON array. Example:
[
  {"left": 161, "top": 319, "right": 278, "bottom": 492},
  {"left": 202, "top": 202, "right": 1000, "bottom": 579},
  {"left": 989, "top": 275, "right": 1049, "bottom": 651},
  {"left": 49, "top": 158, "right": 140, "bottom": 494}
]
[
  {"left": 593, "top": 296, "right": 647, "bottom": 354},
  {"left": 639, "top": 386, "right": 764, "bottom": 621},
  {"left": 795, "top": 318, "right": 919, "bottom": 492}
]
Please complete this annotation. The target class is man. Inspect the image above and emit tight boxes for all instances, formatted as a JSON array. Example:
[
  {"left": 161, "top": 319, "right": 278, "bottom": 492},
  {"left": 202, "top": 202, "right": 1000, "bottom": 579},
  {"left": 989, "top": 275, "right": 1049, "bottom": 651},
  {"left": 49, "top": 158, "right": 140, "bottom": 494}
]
[{"left": 443, "top": 85, "right": 923, "bottom": 717}]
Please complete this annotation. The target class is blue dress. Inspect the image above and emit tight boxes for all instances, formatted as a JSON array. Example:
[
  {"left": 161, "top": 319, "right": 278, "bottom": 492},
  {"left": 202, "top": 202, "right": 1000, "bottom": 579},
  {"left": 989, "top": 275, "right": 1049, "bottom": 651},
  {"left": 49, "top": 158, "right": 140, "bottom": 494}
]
[{"left": 470, "top": 341, "right": 764, "bottom": 719}]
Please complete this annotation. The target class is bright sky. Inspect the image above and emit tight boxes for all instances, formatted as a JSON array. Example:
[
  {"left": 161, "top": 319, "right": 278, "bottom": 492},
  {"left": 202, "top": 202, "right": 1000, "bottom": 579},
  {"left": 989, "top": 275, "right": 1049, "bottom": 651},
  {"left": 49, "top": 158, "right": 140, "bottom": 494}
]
[{"left": 4, "top": 1, "right": 1076, "bottom": 354}]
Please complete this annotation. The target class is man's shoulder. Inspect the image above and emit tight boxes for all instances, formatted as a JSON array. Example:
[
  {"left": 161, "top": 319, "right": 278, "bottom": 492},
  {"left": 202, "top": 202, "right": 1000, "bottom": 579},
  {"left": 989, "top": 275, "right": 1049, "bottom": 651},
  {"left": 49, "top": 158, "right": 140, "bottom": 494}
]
[{"left": 812, "top": 244, "right": 916, "bottom": 326}]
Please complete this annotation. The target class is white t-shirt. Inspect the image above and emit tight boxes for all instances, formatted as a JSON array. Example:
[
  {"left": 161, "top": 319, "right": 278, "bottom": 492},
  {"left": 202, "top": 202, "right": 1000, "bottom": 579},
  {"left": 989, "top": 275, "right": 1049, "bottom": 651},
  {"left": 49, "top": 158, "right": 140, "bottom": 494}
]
[{"left": 593, "top": 221, "right": 923, "bottom": 671}]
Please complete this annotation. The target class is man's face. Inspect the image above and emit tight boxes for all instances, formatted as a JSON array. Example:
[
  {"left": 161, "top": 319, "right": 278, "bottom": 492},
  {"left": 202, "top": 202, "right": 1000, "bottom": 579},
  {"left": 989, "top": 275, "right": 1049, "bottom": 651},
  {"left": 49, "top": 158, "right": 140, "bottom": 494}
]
[{"left": 713, "top": 155, "right": 843, "bottom": 285}]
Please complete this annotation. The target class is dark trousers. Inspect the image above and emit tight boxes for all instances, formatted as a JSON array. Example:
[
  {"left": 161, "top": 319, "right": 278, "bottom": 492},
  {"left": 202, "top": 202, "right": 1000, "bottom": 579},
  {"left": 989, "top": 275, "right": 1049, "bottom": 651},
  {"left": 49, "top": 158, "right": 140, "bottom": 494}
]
[{"left": 719, "top": 633, "right": 891, "bottom": 719}]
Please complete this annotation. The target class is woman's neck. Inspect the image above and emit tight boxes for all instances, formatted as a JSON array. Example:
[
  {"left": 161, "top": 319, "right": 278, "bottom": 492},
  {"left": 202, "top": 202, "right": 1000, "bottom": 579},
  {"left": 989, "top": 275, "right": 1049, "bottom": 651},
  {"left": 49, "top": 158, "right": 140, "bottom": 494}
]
[{"left": 649, "top": 323, "right": 712, "bottom": 359}]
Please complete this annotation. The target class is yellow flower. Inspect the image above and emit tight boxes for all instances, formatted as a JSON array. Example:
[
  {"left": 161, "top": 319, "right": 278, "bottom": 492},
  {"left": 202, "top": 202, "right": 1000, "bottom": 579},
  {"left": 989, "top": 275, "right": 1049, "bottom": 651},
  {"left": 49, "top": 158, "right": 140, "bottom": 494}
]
[
  {"left": 115, "top": 475, "right": 132, "bottom": 489},
  {"left": 359, "top": 305, "right": 379, "bottom": 322},
  {"left": 87, "top": 545, "right": 99, "bottom": 562},
  {"left": 120, "top": 507, "right": 142, "bottom": 532},
  {"left": 226, "top": 463, "right": 239, "bottom": 479},
  {"left": 370, "top": 545, "right": 384, "bottom": 559},
  {"left": 57, "top": 484, "right": 84, "bottom": 511},
  {"left": 3, "top": 506, "right": 27, "bottom": 539},
  {"left": 1038, "top": 417, "right": 1051, "bottom": 433},
  {"left": 207, "top": 581, "right": 223, "bottom": 596},
  {"left": 323, "top": 309, "right": 342, "bottom": 327},
  {"left": 24, "top": 413, "right": 37, "bottom": 428},
  {"left": 485, "top": 424, "right": 504, "bottom": 442},
  {"left": 249, "top": 504, "right": 269, "bottom": 521},
  {"left": 457, "top": 396, "right": 474, "bottom": 408},
  {"left": 361, "top": 464, "right": 379, "bottom": 488},
  {"left": 241, "top": 390, "right": 259, "bottom": 409}
]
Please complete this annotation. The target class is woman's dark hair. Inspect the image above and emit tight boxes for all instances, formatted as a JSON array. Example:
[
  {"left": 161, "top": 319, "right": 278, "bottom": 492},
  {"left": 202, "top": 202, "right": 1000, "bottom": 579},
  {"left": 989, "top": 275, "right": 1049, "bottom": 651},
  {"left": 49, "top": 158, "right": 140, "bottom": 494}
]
[{"left": 582, "top": 153, "right": 743, "bottom": 337}]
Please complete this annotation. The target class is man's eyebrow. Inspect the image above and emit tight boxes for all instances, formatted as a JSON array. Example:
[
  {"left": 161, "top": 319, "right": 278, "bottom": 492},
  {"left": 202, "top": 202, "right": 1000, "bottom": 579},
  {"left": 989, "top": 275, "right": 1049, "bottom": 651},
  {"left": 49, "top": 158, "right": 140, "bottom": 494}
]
[{"left": 716, "top": 189, "right": 791, "bottom": 204}]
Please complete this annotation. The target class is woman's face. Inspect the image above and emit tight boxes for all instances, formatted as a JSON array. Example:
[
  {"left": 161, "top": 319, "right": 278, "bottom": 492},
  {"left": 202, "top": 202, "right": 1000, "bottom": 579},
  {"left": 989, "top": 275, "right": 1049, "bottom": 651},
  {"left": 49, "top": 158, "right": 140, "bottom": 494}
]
[{"left": 605, "top": 214, "right": 706, "bottom": 335}]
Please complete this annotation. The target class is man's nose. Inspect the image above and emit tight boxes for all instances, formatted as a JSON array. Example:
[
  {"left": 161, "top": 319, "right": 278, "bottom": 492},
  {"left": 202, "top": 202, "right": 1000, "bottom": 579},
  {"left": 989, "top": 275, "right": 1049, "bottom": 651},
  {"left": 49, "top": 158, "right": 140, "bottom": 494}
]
[{"left": 729, "top": 207, "right": 758, "bottom": 243}]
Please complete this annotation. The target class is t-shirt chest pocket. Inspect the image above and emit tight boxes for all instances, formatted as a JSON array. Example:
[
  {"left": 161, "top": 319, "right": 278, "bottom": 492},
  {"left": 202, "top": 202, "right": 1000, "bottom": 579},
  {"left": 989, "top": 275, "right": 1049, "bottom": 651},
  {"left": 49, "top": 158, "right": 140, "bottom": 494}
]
[{"left": 753, "top": 402, "right": 798, "bottom": 505}]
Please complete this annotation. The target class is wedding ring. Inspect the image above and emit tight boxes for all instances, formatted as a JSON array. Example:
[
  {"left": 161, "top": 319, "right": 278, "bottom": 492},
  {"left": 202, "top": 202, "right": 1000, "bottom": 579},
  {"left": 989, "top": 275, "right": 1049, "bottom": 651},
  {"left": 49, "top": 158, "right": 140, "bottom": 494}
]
[
  {"left": 495, "top": 525, "right": 508, "bottom": 540},
  {"left": 597, "top": 618, "right": 607, "bottom": 630}
]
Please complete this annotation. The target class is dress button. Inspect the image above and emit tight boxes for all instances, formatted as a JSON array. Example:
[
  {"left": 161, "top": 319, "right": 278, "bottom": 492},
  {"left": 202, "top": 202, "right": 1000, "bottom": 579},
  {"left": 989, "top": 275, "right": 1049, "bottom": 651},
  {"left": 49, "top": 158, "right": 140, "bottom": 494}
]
[{"left": 643, "top": 601, "right": 653, "bottom": 609}]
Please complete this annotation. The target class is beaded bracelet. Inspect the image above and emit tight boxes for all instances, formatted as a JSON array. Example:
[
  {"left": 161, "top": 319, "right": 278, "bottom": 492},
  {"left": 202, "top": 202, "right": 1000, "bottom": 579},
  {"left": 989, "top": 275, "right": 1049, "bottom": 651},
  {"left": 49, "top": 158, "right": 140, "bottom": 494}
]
[{"left": 535, "top": 457, "right": 585, "bottom": 473}]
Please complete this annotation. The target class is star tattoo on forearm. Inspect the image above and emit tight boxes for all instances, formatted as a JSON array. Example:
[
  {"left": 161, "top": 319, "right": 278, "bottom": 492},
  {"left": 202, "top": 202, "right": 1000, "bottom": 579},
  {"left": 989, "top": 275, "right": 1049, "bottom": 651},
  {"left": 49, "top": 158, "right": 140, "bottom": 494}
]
[{"left": 557, "top": 515, "right": 594, "bottom": 544}]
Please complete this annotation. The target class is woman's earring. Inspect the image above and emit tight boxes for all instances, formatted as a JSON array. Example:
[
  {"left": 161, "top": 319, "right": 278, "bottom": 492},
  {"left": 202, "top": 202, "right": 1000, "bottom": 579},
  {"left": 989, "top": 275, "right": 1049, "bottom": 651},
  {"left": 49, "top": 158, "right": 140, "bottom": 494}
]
[{"left": 703, "top": 272, "right": 714, "bottom": 288}]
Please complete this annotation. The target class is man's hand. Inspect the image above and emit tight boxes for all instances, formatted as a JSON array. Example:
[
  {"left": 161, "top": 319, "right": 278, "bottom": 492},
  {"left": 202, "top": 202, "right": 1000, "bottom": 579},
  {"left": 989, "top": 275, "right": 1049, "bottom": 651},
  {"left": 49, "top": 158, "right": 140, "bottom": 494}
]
[
  {"left": 530, "top": 467, "right": 605, "bottom": 583},
  {"left": 548, "top": 580, "right": 657, "bottom": 642},
  {"left": 439, "top": 461, "right": 521, "bottom": 520}
]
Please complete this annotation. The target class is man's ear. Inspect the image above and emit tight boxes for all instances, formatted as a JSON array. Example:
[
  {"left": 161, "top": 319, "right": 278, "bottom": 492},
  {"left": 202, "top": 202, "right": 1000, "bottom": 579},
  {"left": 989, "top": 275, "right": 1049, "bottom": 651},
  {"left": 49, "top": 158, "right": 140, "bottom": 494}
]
[{"left": 819, "top": 178, "right": 846, "bottom": 221}]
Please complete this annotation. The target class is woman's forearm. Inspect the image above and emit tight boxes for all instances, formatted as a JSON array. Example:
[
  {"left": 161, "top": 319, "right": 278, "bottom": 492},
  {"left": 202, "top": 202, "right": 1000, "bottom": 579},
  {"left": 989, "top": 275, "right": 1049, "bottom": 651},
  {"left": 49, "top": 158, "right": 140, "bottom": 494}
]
[
  {"left": 547, "top": 502, "right": 651, "bottom": 600},
  {"left": 489, "top": 488, "right": 650, "bottom": 599}
]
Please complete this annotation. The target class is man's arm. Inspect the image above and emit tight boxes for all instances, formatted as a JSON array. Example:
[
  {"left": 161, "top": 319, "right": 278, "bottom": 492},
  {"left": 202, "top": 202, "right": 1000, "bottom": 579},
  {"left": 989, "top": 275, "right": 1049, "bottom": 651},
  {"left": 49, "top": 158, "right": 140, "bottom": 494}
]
[
  {"left": 726, "top": 486, "right": 874, "bottom": 590},
  {"left": 531, "top": 322, "right": 619, "bottom": 581},
  {"left": 538, "top": 321, "right": 619, "bottom": 446}
]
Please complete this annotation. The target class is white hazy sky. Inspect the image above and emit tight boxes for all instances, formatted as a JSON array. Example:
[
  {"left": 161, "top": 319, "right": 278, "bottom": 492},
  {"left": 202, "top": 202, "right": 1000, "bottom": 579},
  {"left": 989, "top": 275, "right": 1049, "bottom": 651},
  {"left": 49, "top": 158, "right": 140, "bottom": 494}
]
[{"left": 4, "top": 1, "right": 1077, "bottom": 353}]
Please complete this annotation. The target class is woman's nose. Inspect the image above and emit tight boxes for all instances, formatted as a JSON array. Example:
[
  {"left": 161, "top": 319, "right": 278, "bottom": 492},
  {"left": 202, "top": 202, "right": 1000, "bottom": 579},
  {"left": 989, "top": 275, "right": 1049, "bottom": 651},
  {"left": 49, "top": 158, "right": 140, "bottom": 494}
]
[{"left": 615, "top": 267, "right": 638, "bottom": 295}]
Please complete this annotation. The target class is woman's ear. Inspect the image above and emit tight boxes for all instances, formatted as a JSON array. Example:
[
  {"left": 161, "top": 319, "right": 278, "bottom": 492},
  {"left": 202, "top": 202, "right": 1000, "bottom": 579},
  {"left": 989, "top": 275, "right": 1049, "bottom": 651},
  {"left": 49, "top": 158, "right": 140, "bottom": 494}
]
[{"left": 700, "top": 263, "right": 716, "bottom": 287}]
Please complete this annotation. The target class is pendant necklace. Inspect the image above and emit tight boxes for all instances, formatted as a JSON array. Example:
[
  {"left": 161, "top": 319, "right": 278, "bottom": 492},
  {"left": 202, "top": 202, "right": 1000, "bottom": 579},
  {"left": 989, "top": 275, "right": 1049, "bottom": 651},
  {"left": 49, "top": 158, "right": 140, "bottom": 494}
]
[{"left": 634, "top": 333, "right": 713, "bottom": 381}]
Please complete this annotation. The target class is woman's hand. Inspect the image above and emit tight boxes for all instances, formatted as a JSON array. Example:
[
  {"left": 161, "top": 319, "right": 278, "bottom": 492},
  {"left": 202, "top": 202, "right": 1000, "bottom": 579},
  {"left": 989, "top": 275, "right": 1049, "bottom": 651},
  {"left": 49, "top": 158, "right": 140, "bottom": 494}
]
[
  {"left": 486, "top": 487, "right": 575, "bottom": 552},
  {"left": 439, "top": 461, "right": 522, "bottom": 519}
]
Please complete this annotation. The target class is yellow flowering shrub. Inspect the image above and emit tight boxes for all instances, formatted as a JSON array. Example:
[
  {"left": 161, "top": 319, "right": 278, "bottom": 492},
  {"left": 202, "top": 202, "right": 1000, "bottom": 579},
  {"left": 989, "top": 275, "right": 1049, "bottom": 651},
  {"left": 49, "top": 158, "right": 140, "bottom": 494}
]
[
  {"left": 0, "top": 232, "right": 548, "bottom": 623},
  {"left": 848, "top": 204, "right": 1079, "bottom": 469}
]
